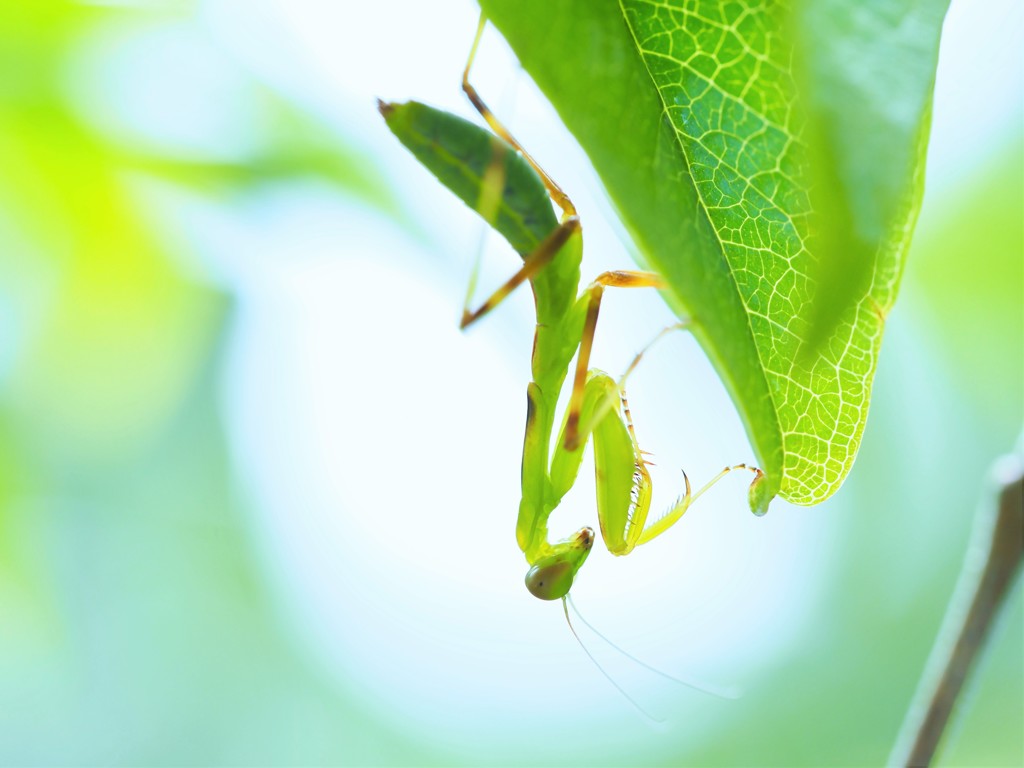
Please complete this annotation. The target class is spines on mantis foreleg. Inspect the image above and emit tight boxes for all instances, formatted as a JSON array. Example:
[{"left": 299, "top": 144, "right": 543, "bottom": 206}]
[{"left": 378, "top": 99, "right": 557, "bottom": 257}]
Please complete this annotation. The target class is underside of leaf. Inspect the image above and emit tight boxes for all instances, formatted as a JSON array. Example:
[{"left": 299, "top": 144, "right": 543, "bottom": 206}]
[{"left": 480, "top": 0, "right": 947, "bottom": 507}]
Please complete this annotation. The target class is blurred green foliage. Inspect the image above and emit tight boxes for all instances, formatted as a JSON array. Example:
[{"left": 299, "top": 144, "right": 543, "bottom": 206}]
[
  {"left": 0, "top": 3, "right": 424, "bottom": 764},
  {"left": 0, "top": 2, "right": 1020, "bottom": 766},
  {"left": 908, "top": 139, "right": 1024, "bottom": 438}
]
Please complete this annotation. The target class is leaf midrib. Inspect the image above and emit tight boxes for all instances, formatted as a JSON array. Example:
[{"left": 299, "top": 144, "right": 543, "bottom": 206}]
[{"left": 618, "top": 0, "right": 785, "bottom": 480}]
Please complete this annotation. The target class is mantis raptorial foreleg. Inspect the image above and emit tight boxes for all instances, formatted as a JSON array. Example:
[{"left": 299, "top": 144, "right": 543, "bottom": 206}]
[
  {"left": 522, "top": 371, "right": 633, "bottom": 596},
  {"left": 636, "top": 464, "right": 764, "bottom": 546},
  {"left": 612, "top": 329, "right": 766, "bottom": 551}
]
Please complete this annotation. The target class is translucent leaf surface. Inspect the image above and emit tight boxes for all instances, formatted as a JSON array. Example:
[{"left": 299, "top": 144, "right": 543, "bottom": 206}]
[{"left": 479, "top": 0, "right": 947, "bottom": 505}]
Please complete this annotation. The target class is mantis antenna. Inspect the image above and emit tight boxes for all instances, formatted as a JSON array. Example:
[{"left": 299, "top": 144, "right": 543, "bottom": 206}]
[
  {"left": 561, "top": 597, "right": 665, "bottom": 725},
  {"left": 567, "top": 595, "right": 742, "bottom": 700}
]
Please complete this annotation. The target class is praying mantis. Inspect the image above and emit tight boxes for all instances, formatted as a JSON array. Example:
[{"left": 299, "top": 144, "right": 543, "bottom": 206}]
[{"left": 380, "top": 15, "right": 766, "bottom": 604}]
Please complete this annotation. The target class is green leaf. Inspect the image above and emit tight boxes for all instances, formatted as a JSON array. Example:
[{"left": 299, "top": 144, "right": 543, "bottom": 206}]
[
  {"left": 792, "top": 0, "right": 949, "bottom": 350},
  {"left": 478, "top": 0, "right": 946, "bottom": 506}
]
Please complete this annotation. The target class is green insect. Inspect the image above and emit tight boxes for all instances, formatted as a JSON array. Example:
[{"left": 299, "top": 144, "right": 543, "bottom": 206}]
[{"left": 380, "top": 15, "right": 764, "bottom": 605}]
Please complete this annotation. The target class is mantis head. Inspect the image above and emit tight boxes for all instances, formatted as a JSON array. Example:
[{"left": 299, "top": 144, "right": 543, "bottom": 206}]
[{"left": 524, "top": 527, "right": 594, "bottom": 600}]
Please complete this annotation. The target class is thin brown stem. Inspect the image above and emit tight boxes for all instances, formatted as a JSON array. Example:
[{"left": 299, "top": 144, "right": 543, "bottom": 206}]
[{"left": 889, "top": 447, "right": 1024, "bottom": 767}]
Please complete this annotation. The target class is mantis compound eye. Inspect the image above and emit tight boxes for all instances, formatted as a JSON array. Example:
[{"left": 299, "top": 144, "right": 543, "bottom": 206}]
[
  {"left": 525, "top": 560, "right": 575, "bottom": 601},
  {"left": 524, "top": 527, "right": 594, "bottom": 600}
]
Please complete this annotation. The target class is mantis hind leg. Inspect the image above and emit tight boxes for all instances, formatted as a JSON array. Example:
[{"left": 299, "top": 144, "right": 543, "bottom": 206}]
[
  {"left": 463, "top": 14, "right": 575, "bottom": 218},
  {"left": 457, "top": 14, "right": 585, "bottom": 330},
  {"left": 460, "top": 216, "right": 580, "bottom": 328}
]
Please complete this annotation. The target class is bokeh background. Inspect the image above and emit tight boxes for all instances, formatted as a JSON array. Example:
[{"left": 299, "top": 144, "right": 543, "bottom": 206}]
[{"left": 1, "top": 1, "right": 1021, "bottom": 765}]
